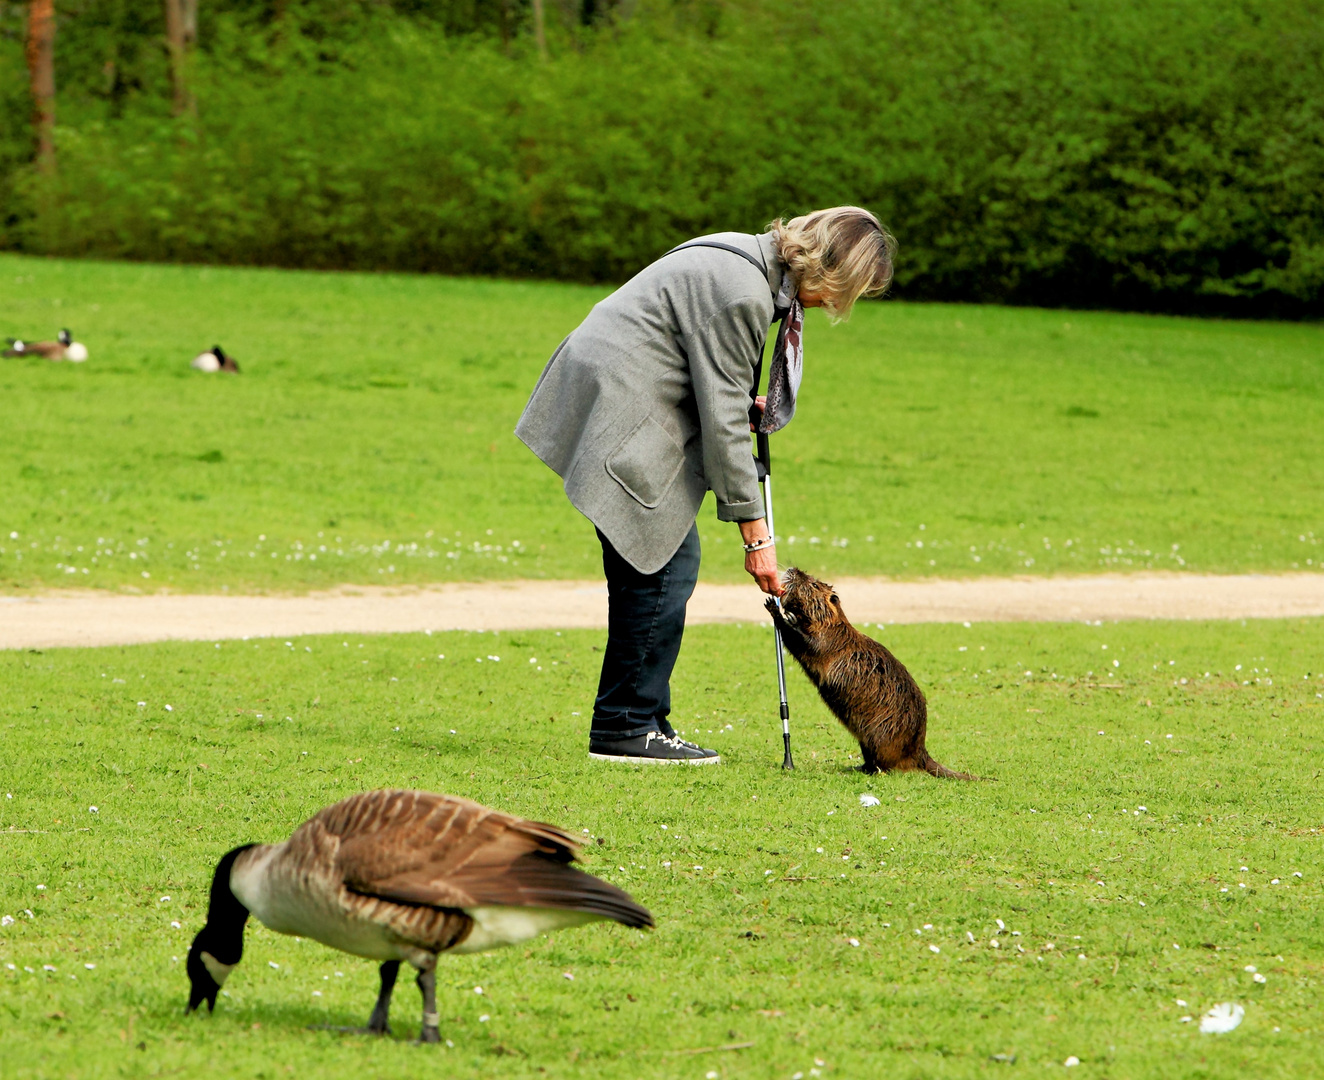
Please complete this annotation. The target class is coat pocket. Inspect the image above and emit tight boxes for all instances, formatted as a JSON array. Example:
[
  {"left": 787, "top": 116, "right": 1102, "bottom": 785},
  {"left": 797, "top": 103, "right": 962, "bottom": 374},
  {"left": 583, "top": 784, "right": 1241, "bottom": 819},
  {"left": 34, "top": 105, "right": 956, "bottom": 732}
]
[{"left": 605, "top": 416, "right": 685, "bottom": 509}]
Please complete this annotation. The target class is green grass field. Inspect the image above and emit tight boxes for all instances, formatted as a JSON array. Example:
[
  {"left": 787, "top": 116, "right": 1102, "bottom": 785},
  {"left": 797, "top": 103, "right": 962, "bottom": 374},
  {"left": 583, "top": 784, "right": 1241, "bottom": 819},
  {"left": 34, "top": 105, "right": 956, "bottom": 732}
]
[
  {"left": 3, "top": 253, "right": 1322, "bottom": 593},
  {"left": 4, "top": 618, "right": 1322, "bottom": 1078}
]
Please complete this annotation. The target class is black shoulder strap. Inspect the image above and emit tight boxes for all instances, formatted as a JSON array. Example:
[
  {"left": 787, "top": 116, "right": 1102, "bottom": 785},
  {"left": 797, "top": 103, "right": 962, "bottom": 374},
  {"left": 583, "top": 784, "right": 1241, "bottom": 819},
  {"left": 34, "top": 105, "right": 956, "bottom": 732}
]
[{"left": 663, "top": 240, "right": 772, "bottom": 295}]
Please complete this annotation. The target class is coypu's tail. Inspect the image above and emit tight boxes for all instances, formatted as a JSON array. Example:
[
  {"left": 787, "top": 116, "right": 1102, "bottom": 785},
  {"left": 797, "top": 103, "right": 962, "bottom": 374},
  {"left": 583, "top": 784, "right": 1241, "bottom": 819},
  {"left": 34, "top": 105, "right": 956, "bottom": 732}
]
[{"left": 921, "top": 755, "right": 990, "bottom": 781}]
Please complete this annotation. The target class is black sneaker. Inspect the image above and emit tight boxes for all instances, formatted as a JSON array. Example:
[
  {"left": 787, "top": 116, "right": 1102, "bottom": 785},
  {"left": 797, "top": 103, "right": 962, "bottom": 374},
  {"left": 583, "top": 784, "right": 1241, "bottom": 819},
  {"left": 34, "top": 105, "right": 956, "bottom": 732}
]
[
  {"left": 589, "top": 730, "right": 720, "bottom": 765},
  {"left": 660, "top": 729, "right": 720, "bottom": 759}
]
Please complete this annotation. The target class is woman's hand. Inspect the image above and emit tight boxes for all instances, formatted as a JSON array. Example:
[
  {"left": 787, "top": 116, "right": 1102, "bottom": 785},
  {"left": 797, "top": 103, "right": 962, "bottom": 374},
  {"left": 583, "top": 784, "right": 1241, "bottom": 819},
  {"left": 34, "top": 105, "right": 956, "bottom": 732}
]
[
  {"left": 739, "top": 518, "right": 782, "bottom": 595},
  {"left": 746, "top": 543, "right": 782, "bottom": 595},
  {"left": 749, "top": 395, "right": 766, "bottom": 431}
]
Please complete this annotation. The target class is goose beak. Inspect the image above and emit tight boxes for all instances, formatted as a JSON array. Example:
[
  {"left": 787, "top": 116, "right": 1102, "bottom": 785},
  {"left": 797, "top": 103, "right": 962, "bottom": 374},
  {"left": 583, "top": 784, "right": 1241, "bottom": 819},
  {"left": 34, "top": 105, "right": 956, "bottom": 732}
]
[
  {"left": 185, "top": 937, "right": 221, "bottom": 1014},
  {"left": 186, "top": 979, "right": 217, "bottom": 1015},
  {"left": 186, "top": 973, "right": 218, "bottom": 1014}
]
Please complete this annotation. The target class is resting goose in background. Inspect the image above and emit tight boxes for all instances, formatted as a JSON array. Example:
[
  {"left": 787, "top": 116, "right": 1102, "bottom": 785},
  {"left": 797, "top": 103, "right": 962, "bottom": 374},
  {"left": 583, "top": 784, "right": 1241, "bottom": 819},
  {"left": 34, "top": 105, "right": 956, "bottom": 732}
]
[
  {"left": 3, "top": 328, "right": 88, "bottom": 362},
  {"left": 190, "top": 345, "right": 239, "bottom": 373},
  {"left": 185, "top": 789, "right": 653, "bottom": 1041}
]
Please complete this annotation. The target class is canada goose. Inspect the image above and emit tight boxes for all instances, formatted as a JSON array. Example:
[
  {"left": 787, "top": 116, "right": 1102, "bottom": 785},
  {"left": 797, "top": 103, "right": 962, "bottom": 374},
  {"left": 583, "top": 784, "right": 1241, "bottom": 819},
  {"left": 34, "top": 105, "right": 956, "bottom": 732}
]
[
  {"left": 3, "top": 328, "right": 87, "bottom": 362},
  {"left": 191, "top": 345, "right": 239, "bottom": 373},
  {"left": 185, "top": 789, "right": 652, "bottom": 1041}
]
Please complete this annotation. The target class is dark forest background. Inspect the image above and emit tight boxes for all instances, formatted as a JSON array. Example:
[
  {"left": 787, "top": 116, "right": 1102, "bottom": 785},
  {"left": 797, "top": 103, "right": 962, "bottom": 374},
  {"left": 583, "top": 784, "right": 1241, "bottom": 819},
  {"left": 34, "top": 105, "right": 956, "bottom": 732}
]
[{"left": 2, "top": 0, "right": 1322, "bottom": 315}]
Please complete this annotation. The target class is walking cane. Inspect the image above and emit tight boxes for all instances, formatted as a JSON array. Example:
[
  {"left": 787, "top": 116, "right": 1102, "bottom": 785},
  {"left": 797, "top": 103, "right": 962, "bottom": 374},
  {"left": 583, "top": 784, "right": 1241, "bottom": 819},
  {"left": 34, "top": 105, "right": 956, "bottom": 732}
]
[{"left": 756, "top": 431, "right": 794, "bottom": 770}]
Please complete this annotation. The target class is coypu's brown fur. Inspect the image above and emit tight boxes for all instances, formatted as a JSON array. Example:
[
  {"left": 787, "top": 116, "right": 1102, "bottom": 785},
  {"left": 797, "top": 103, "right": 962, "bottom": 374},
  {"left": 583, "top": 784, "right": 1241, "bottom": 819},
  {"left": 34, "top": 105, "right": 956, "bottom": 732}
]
[{"left": 766, "top": 568, "right": 982, "bottom": 779}]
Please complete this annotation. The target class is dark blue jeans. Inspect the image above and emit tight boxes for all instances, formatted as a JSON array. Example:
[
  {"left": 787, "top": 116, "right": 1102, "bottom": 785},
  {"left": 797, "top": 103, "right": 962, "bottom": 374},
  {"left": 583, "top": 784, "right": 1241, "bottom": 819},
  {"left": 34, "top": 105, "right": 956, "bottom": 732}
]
[{"left": 590, "top": 524, "right": 701, "bottom": 741}]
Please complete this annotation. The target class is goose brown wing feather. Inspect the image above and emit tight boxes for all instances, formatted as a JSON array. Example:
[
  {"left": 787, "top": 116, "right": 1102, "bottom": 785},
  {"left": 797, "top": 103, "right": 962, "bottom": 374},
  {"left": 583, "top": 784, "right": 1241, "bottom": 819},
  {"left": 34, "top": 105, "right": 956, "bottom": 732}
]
[
  {"left": 15, "top": 340, "right": 63, "bottom": 359},
  {"left": 310, "top": 790, "right": 652, "bottom": 927},
  {"left": 362, "top": 851, "right": 653, "bottom": 928}
]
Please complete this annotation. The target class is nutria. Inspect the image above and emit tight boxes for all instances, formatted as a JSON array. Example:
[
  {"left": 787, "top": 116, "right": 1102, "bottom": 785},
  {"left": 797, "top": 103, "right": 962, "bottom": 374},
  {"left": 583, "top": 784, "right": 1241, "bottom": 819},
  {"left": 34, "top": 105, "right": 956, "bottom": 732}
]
[{"left": 765, "top": 567, "right": 982, "bottom": 779}]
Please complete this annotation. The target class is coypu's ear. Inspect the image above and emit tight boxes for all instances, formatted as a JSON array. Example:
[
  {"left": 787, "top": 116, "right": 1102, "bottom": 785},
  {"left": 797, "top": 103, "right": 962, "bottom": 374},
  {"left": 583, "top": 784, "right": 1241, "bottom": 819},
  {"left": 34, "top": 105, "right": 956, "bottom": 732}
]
[{"left": 829, "top": 593, "right": 840, "bottom": 606}]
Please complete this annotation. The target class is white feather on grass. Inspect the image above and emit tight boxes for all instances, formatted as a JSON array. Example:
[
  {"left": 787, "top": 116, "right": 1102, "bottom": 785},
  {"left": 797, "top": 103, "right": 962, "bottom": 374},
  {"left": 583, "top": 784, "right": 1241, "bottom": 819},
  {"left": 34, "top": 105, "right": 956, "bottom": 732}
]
[{"left": 1199, "top": 1002, "right": 1244, "bottom": 1034}]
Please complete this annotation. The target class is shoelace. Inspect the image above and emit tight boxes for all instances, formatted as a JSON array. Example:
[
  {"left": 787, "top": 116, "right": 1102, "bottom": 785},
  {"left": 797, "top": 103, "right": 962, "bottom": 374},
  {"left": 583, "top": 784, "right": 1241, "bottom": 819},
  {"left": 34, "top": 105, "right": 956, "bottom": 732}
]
[{"left": 644, "top": 731, "right": 688, "bottom": 751}]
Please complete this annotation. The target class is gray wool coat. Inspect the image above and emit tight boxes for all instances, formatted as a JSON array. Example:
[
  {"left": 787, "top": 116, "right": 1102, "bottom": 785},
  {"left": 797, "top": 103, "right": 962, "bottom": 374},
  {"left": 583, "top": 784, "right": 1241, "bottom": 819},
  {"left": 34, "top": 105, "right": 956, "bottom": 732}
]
[{"left": 515, "top": 231, "right": 785, "bottom": 574}]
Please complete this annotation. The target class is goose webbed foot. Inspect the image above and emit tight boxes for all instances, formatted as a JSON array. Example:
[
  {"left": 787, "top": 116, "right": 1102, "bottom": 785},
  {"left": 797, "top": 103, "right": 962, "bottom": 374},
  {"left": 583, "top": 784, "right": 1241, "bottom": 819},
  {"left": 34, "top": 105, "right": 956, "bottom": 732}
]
[{"left": 416, "top": 966, "right": 442, "bottom": 1044}]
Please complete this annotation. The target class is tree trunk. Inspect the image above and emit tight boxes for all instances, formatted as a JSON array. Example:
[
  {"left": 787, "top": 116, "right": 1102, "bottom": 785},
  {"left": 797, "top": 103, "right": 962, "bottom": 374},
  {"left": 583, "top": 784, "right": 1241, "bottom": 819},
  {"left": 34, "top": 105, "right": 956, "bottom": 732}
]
[
  {"left": 164, "top": 0, "right": 194, "bottom": 116},
  {"left": 499, "top": 0, "right": 512, "bottom": 51},
  {"left": 180, "top": 0, "right": 197, "bottom": 44},
  {"left": 25, "top": 0, "right": 56, "bottom": 172},
  {"left": 532, "top": 0, "right": 547, "bottom": 59}
]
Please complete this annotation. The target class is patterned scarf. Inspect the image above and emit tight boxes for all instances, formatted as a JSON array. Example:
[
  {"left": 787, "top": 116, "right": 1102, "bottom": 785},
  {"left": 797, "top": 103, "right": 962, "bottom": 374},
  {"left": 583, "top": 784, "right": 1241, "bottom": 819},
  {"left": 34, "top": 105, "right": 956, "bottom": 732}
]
[{"left": 757, "top": 273, "right": 804, "bottom": 434}]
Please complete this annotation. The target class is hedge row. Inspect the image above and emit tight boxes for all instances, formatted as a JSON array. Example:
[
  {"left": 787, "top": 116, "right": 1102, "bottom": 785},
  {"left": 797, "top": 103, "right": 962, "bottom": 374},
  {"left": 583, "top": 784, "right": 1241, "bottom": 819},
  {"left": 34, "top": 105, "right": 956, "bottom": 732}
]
[{"left": 2, "top": 0, "right": 1322, "bottom": 315}]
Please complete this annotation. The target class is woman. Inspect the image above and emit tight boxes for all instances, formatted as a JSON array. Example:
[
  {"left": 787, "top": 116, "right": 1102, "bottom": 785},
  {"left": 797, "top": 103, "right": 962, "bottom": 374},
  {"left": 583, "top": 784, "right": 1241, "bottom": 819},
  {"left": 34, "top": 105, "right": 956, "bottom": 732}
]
[{"left": 516, "top": 207, "right": 896, "bottom": 763}]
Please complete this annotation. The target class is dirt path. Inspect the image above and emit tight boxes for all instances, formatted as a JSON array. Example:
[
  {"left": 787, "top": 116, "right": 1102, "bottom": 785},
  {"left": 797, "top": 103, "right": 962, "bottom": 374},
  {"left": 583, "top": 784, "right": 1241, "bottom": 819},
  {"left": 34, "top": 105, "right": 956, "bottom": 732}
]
[{"left": 3, "top": 572, "right": 1322, "bottom": 650}]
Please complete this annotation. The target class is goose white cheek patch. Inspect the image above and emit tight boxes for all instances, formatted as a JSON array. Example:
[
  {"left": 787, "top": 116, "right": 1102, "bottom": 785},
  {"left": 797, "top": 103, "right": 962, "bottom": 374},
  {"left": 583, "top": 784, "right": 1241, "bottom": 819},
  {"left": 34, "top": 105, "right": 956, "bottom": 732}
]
[{"left": 201, "top": 951, "right": 237, "bottom": 986}]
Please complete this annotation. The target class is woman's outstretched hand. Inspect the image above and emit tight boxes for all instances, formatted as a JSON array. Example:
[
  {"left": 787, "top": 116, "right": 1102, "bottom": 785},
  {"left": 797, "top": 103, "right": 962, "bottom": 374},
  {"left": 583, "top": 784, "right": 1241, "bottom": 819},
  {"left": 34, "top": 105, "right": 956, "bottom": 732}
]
[
  {"left": 746, "top": 543, "right": 782, "bottom": 595},
  {"left": 739, "top": 518, "right": 782, "bottom": 595}
]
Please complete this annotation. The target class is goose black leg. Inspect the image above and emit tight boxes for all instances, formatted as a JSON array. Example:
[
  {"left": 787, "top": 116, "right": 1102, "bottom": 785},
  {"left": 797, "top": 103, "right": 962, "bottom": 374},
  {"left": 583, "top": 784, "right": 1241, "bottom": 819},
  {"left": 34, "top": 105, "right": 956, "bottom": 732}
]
[
  {"left": 310, "top": 960, "right": 399, "bottom": 1036},
  {"left": 416, "top": 966, "right": 441, "bottom": 1044},
  {"left": 365, "top": 960, "right": 400, "bottom": 1034}
]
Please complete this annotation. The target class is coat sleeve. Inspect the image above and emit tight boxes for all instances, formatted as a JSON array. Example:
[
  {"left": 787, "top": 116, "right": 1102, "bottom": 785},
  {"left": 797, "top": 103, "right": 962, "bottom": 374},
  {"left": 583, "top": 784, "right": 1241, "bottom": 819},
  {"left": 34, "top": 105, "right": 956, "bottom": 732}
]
[{"left": 683, "top": 295, "right": 768, "bottom": 522}]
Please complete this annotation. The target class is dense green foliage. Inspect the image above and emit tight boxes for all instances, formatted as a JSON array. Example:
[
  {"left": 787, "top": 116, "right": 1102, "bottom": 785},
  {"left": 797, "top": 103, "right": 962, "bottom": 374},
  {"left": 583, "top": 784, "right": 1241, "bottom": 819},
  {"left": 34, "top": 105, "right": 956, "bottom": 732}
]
[
  {"left": 3, "top": 253, "right": 1322, "bottom": 592},
  {"left": 1, "top": 0, "right": 1322, "bottom": 314},
  {"left": 3, "top": 617, "right": 1323, "bottom": 1077}
]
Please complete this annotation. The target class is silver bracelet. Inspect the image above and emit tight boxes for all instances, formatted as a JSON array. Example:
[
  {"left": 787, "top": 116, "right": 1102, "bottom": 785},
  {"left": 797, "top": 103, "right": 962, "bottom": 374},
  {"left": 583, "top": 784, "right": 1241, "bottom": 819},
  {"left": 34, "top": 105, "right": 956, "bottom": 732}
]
[{"left": 743, "top": 536, "right": 775, "bottom": 553}]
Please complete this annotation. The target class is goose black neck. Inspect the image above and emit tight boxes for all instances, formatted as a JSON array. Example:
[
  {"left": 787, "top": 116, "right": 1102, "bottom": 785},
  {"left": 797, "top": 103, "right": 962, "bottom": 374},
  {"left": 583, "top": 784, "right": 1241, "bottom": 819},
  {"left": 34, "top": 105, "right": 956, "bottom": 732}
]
[{"left": 203, "top": 844, "right": 255, "bottom": 963}]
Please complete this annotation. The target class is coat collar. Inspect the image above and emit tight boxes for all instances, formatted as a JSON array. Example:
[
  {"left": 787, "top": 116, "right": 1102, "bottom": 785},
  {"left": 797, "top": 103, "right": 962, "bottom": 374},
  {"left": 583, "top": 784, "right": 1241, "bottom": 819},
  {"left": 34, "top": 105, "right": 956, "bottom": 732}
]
[{"left": 755, "top": 232, "right": 786, "bottom": 304}]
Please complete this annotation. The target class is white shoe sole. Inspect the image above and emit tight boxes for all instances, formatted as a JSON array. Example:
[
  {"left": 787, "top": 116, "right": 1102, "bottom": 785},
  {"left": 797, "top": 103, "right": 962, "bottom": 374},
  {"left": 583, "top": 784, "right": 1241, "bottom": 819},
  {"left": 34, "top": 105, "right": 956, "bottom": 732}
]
[{"left": 588, "top": 752, "right": 721, "bottom": 765}]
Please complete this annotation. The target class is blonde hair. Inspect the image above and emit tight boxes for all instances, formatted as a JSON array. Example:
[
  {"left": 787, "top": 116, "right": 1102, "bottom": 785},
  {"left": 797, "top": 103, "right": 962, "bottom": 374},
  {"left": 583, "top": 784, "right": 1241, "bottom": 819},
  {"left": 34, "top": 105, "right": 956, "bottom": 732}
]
[{"left": 769, "top": 206, "right": 896, "bottom": 320}]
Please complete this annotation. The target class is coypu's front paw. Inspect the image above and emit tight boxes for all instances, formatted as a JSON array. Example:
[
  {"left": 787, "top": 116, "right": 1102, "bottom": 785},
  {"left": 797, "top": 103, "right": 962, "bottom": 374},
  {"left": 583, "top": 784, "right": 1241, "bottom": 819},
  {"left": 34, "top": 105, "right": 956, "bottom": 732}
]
[{"left": 765, "top": 599, "right": 798, "bottom": 627}]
